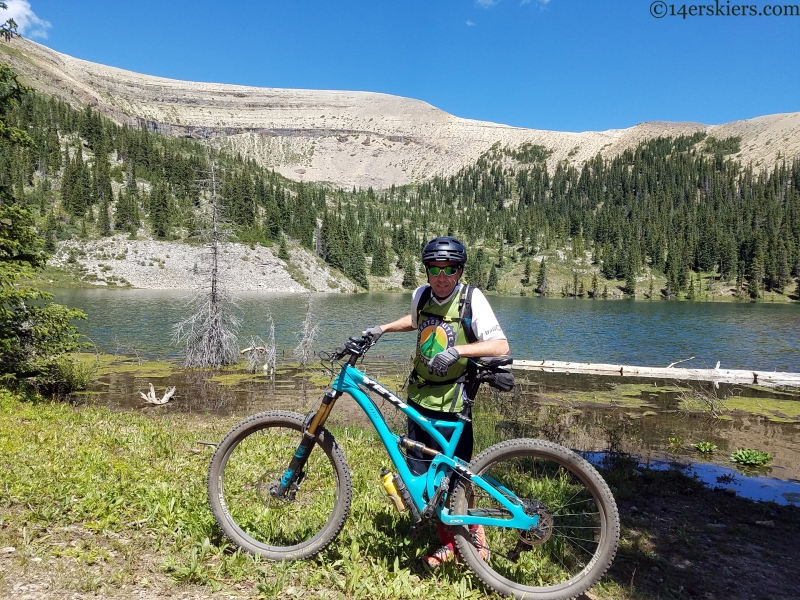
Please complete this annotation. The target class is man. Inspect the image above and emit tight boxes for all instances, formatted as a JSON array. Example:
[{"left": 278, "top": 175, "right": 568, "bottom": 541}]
[{"left": 362, "top": 236, "right": 509, "bottom": 570}]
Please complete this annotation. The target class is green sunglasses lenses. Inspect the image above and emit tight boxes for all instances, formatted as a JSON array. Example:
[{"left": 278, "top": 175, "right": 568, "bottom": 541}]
[{"left": 427, "top": 266, "right": 459, "bottom": 276}]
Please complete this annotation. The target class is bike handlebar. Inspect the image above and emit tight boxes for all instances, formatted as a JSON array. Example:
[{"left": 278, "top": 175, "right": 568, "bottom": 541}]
[
  {"left": 329, "top": 338, "right": 515, "bottom": 391},
  {"left": 332, "top": 337, "right": 513, "bottom": 371}
]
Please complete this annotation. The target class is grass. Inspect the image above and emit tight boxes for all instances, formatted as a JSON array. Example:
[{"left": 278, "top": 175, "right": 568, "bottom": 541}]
[
  {"left": 4, "top": 384, "right": 798, "bottom": 600},
  {"left": 0, "top": 389, "right": 500, "bottom": 599}
]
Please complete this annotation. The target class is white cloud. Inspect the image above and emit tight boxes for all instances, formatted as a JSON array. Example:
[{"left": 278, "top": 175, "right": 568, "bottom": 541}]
[
  {"left": 466, "top": 20, "right": 475, "bottom": 26},
  {"left": 476, "top": 0, "right": 499, "bottom": 7},
  {"left": 3, "top": 0, "right": 52, "bottom": 39}
]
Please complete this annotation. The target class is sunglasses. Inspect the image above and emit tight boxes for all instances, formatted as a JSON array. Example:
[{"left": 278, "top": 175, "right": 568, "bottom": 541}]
[{"left": 427, "top": 265, "right": 460, "bottom": 277}]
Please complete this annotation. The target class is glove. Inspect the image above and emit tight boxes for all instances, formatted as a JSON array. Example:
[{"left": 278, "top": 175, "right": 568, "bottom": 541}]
[
  {"left": 428, "top": 347, "right": 460, "bottom": 377},
  {"left": 362, "top": 326, "right": 383, "bottom": 344}
]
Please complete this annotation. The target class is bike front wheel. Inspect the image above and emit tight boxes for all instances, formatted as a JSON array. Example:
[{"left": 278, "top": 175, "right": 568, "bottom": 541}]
[
  {"left": 207, "top": 410, "right": 352, "bottom": 560},
  {"left": 451, "top": 439, "right": 619, "bottom": 600}
]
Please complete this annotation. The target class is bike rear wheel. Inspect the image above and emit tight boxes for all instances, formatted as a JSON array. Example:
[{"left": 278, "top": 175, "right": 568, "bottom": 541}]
[
  {"left": 451, "top": 439, "right": 619, "bottom": 600},
  {"left": 207, "top": 410, "right": 352, "bottom": 560}
]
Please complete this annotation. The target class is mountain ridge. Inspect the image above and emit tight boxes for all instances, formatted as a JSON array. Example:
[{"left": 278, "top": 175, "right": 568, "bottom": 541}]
[{"left": 2, "top": 37, "right": 799, "bottom": 189}]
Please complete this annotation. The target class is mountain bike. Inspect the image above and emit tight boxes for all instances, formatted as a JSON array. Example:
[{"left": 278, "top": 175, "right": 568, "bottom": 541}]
[{"left": 207, "top": 335, "right": 620, "bottom": 600}]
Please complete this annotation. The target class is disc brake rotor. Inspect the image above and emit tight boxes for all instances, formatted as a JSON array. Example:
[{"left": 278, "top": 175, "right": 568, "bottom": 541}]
[
  {"left": 254, "top": 470, "right": 300, "bottom": 506},
  {"left": 518, "top": 499, "right": 554, "bottom": 546}
]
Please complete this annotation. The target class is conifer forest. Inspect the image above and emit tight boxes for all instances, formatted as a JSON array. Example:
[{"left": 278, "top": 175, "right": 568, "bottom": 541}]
[{"left": 2, "top": 89, "right": 799, "bottom": 300}]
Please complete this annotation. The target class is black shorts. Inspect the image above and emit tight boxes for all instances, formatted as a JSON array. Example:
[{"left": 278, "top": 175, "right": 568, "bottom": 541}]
[{"left": 406, "top": 398, "right": 474, "bottom": 476}]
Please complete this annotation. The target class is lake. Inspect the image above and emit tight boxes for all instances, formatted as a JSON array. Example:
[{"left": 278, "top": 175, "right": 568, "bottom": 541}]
[{"left": 51, "top": 288, "right": 800, "bottom": 371}]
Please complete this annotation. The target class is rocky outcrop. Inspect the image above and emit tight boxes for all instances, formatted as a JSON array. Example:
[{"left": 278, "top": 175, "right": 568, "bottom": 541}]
[
  {"left": 2, "top": 38, "right": 799, "bottom": 190},
  {"left": 48, "top": 237, "right": 356, "bottom": 292}
]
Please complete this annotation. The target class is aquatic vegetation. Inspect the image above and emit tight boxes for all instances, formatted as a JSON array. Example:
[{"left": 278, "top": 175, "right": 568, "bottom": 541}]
[
  {"left": 561, "top": 383, "right": 669, "bottom": 409},
  {"left": 693, "top": 441, "right": 718, "bottom": 454},
  {"left": 723, "top": 397, "right": 800, "bottom": 423},
  {"left": 90, "top": 355, "right": 177, "bottom": 378},
  {"left": 668, "top": 437, "right": 685, "bottom": 452},
  {"left": 730, "top": 448, "right": 772, "bottom": 466}
]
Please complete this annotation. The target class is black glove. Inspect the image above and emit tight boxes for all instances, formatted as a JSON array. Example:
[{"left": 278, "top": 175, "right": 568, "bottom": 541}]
[
  {"left": 428, "top": 347, "right": 460, "bottom": 377},
  {"left": 362, "top": 326, "right": 383, "bottom": 344}
]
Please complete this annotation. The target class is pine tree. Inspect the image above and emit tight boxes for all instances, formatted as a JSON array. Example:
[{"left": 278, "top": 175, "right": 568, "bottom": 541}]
[
  {"left": 149, "top": 180, "right": 170, "bottom": 239},
  {"left": 97, "top": 187, "right": 111, "bottom": 236},
  {"left": 347, "top": 234, "right": 369, "bottom": 289},
  {"left": 625, "top": 271, "right": 636, "bottom": 297},
  {"left": 523, "top": 258, "right": 532, "bottom": 285},
  {"left": 487, "top": 265, "right": 498, "bottom": 291},
  {"left": 370, "top": 238, "right": 390, "bottom": 276},
  {"left": 686, "top": 274, "right": 696, "bottom": 300},
  {"left": 591, "top": 273, "right": 598, "bottom": 298},
  {"left": 466, "top": 249, "right": 488, "bottom": 288},
  {"left": 66, "top": 146, "right": 91, "bottom": 219},
  {"left": 401, "top": 254, "right": 417, "bottom": 289},
  {"left": 536, "top": 258, "right": 547, "bottom": 297},
  {"left": 278, "top": 235, "right": 290, "bottom": 261}
]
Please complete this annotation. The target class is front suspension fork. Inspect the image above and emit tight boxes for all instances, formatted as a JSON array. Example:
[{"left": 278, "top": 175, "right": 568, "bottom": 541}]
[{"left": 272, "top": 389, "right": 341, "bottom": 498}]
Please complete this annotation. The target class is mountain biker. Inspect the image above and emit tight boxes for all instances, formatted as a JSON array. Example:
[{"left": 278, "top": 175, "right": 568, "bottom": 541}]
[{"left": 362, "top": 235, "right": 510, "bottom": 570}]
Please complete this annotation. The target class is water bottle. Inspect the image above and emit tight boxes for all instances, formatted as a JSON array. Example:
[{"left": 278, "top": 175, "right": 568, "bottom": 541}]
[{"left": 380, "top": 468, "right": 406, "bottom": 513}]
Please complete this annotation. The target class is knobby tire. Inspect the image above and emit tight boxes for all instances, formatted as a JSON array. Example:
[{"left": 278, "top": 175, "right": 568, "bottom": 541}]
[
  {"left": 451, "top": 439, "right": 620, "bottom": 600},
  {"left": 207, "top": 410, "right": 352, "bottom": 560}
]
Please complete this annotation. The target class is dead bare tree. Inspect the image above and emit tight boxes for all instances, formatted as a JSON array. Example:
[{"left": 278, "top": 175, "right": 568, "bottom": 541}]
[
  {"left": 293, "top": 293, "right": 319, "bottom": 367},
  {"left": 241, "top": 312, "right": 277, "bottom": 383},
  {"left": 173, "top": 158, "right": 240, "bottom": 367}
]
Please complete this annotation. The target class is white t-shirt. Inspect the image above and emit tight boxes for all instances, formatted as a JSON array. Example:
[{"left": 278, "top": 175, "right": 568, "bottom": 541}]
[{"left": 410, "top": 283, "right": 506, "bottom": 342}]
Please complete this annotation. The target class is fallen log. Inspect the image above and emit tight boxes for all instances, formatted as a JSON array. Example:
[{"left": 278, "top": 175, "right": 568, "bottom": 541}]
[{"left": 512, "top": 359, "right": 800, "bottom": 387}]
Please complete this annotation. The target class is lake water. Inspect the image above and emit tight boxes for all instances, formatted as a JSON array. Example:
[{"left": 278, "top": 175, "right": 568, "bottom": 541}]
[{"left": 51, "top": 288, "right": 800, "bottom": 371}]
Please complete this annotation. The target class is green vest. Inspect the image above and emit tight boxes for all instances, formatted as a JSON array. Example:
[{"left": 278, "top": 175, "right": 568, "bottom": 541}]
[{"left": 408, "top": 286, "right": 470, "bottom": 412}]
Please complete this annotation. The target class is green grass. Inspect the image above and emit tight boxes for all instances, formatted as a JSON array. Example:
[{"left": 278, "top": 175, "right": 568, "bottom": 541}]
[{"left": 0, "top": 389, "right": 506, "bottom": 598}]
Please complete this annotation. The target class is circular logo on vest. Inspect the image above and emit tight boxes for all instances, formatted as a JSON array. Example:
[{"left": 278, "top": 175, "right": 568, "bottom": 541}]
[{"left": 418, "top": 317, "right": 457, "bottom": 364}]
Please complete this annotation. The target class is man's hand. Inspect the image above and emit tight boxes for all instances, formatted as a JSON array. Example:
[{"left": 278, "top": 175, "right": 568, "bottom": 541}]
[
  {"left": 428, "top": 347, "right": 460, "bottom": 377},
  {"left": 362, "top": 326, "right": 383, "bottom": 344}
]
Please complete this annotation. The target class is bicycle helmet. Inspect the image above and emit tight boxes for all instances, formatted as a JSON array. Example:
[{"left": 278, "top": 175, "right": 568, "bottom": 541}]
[{"left": 421, "top": 236, "right": 467, "bottom": 266}]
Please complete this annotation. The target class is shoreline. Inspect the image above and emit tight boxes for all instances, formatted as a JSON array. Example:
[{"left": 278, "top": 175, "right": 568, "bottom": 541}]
[{"left": 39, "top": 236, "right": 799, "bottom": 303}]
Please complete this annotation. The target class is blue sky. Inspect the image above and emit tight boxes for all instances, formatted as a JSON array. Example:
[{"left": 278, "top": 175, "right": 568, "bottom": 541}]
[{"left": 4, "top": 0, "right": 799, "bottom": 132}]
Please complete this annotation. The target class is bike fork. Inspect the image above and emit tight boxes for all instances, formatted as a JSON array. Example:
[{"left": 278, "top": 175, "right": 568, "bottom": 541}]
[{"left": 272, "top": 390, "right": 341, "bottom": 499}]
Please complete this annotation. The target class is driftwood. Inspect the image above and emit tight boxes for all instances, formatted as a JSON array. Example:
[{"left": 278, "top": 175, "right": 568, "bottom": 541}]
[
  {"left": 512, "top": 359, "right": 800, "bottom": 388},
  {"left": 140, "top": 383, "right": 177, "bottom": 405}
]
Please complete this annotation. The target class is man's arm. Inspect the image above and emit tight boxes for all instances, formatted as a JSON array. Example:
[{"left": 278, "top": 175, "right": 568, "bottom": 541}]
[
  {"left": 377, "top": 314, "right": 415, "bottom": 333},
  {"left": 454, "top": 338, "right": 509, "bottom": 359}
]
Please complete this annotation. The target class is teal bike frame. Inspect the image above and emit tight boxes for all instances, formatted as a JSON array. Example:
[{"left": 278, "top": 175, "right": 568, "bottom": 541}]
[{"left": 280, "top": 357, "right": 539, "bottom": 531}]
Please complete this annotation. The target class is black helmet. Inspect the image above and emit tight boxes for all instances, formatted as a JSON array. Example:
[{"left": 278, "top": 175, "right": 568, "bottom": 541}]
[{"left": 422, "top": 236, "right": 467, "bottom": 266}]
